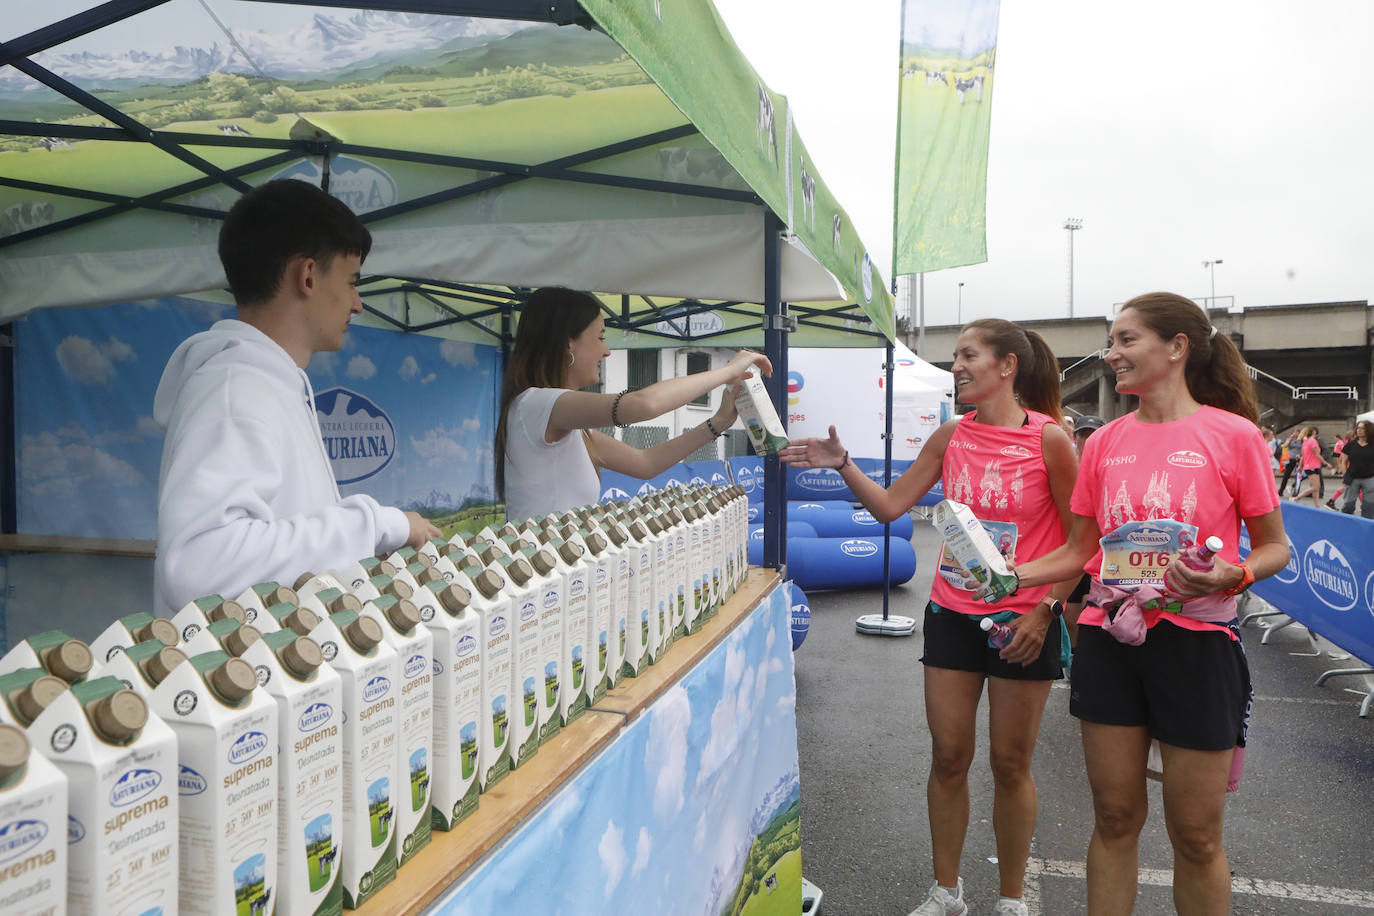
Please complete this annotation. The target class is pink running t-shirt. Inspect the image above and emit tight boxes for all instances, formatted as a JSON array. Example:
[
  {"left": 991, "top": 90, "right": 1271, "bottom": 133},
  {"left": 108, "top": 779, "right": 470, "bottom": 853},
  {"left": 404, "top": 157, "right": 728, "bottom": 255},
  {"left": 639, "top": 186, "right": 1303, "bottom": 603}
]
[
  {"left": 1072, "top": 406, "right": 1279, "bottom": 634},
  {"left": 1301, "top": 436, "right": 1322, "bottom": 472},
  {"left": 930, "top": 410, "right": 1066, "bottom": 615}
]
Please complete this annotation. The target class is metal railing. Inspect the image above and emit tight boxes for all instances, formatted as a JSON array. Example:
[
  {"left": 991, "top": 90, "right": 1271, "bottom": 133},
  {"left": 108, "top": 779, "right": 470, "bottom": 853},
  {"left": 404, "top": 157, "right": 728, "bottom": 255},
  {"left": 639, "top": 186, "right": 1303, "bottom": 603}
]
[
  {"left": 1245, "top": 365, "right": 1357, "bottom": 400},
  {"left": 1060, "top": 352, "right": 1357, "bottom": 401}
]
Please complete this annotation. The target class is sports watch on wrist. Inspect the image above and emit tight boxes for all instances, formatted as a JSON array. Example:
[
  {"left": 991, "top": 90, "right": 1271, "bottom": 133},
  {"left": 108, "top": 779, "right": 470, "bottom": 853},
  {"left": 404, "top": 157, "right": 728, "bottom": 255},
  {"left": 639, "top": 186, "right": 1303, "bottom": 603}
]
[{"left": 1042, "top": 597, "right": 1065, "bottom": 619}]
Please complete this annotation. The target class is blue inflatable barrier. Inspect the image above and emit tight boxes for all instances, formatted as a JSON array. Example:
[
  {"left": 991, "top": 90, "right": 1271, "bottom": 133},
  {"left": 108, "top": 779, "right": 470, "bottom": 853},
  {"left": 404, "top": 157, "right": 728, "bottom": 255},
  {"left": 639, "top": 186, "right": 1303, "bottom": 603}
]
[
  {"left": 684, "top": 459, "right": 731, "bottom": 488},
  {"left": 790, "top": 585, "right": 811, "bottom": 651},
  {"left": 786, "top": 459, "right": 918, "bottom": 501},
  {"left": 789, "top": 500, "right": 855, "bottom": 512},
  {"left": 748, "top": 522, "right": 819, "bottom": 541},
  {"left": 788, "top": 504, "right": 915, "bottom": 540},
  {"left": 728, "top": 456, "right": 764, "bottom": 498},
  {"left": 749, "top": 536, "right": 917, "bottom": 590}
]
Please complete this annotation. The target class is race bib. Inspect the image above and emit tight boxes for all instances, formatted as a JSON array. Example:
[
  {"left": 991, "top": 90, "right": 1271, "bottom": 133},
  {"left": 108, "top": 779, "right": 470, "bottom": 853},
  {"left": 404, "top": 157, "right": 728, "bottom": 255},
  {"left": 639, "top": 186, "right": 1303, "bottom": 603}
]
[{"left": 1098, "top": 519, "right": 1198, "bottom": 588}]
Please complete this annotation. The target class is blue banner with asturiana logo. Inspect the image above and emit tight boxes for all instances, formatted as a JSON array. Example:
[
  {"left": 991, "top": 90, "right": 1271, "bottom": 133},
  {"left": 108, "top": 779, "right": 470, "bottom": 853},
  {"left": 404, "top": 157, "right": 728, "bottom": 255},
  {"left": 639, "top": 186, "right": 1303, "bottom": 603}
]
[{"left": 1240, "top": 502, "right": 1374, "bottom": 665}]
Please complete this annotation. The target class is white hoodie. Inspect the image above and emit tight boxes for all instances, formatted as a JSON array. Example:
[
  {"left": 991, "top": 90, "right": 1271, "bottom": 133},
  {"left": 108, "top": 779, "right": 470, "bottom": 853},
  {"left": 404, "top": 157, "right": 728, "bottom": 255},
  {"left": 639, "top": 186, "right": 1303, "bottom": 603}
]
[{"left": 152, "top": 319, "right": 409, "bottom": 615}]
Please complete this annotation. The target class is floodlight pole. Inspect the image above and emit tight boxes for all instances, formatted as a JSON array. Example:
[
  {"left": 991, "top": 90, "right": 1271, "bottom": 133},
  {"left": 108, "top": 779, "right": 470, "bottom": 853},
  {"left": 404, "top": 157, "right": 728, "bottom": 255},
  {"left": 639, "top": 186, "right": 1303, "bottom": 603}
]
[
  {"left": 1203, "top": 259, "right": 1223, "bottom": 309},
  {"left": 1064, "top": 217, "right": 1082, "bottom": 317}
]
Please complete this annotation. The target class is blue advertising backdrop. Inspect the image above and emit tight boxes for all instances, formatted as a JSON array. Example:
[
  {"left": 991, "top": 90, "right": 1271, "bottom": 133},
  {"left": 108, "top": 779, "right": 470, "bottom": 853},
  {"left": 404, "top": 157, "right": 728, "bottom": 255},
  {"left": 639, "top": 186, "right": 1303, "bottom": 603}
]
[
  {"left": 1240, "top": 502, "right": 1374, "bottom": 665},
  {"left": 433, "top": 581, "right": 803, "bottom": 915},
  {"left": 14, "top": 298, "right": 499, "bottom": 539}
]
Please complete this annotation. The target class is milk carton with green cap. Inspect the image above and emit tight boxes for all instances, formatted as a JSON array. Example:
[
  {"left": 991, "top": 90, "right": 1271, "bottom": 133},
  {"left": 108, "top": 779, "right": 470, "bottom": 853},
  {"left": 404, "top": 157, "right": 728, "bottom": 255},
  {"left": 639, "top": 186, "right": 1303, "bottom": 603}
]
[
  {"left": 0, "top": 630, "right": 92, "bottom": 684},
  {"left": 268, "top": 602, "right": 323, "bottom": 639},
  {"left": 171, "top": 594, "right": 247, "bottom": 644},
  {"left": 617, "top": 519, "right": 654, "bottom": 678},
  {"left": 575, "top": 529, "right": 612, "bottom": 704},
  {"left": 91, "top": 642, "right": 188, "bottom": 701},
  {"left": 546, "top": 537, "right": 591, "bottom": 723},
  {"left": 358, "top": 594, "right": 433, "bottom": 868},
  {"left": 239, "top": 631, "right": 344, "bottom": 916},
  {"left": 460, "top": 565, "right": 513, "bottom": 791},
  {"left": 180, "top": 617, "right": 264, "bottom": 659},
  {"left": 519, "top": 545, "right": 566, "bottom": 745},
  {"left": 494, "top": 554, "right": 543, "bottom": 769},
  {"left": 593, "top": 519, "right": 631, "bottom": 686},
  {"left": 233, "top": 581, "right": 300, "bottom": 632},
  {"left": 32, "top": 675, "right": 177, "bottom": 916},
  {"left": 152, "top": 651, "right": 278, "bottom": 916},
  {"left": 89, "top": 613, "right": 179, "bottom": 666},
  {"left": 0, "top": 722, "right": 67, "bottom": 916},
  {"left": 0, "top": 669, "right": 69, "bottom": 729},
  {"left": 422, "top": 582, "right": 482, "bottom": 831},
  {"left": 309, "top": 608, "right": 399, "bottom": 908}
]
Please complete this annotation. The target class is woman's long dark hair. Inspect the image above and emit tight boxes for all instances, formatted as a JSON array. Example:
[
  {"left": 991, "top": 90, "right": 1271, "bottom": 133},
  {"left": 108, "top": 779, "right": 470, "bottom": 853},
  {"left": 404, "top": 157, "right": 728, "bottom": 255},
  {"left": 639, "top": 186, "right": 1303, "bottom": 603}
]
[
  {"left": 963, "top": 318, "right": 1064, "bottom": 425},
  {"left": 1121, "top": 292, "right": 1258, "bottom": 422},
  {"left": 494, "top": 287, "right": 603, "bottom": 500}
]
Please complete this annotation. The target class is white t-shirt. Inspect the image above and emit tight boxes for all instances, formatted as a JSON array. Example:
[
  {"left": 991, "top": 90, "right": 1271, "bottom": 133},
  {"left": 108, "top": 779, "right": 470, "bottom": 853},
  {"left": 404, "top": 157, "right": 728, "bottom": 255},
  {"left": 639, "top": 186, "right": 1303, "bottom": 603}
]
[{"left": 503, "top": 387, "right": 602, "bottom": 523}]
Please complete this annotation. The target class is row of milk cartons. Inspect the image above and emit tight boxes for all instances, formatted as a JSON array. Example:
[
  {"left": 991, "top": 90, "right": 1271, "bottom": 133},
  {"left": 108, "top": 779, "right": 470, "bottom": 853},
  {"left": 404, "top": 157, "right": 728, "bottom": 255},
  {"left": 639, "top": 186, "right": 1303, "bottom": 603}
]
[{"left": 0, "top": 482, "right": 749, "bottom": 916}]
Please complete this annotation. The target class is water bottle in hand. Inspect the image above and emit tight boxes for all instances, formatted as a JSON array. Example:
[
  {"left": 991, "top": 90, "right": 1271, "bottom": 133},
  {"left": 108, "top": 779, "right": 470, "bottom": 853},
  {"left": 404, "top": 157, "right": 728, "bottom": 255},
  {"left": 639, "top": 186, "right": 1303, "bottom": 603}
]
[
  {"left": 979, "top": 616, "right": 1014, "bottom": 649},
  {"left": 1179, "top": 535, "right": 1224, "bottom": 572}
]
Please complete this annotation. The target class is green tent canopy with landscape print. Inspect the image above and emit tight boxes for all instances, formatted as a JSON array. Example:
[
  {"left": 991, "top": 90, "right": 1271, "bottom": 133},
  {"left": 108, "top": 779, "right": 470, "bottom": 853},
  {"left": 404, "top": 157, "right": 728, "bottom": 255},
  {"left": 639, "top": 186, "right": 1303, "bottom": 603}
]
[{"left": 0, "top": 0, "right": 894, "bottom": 344}]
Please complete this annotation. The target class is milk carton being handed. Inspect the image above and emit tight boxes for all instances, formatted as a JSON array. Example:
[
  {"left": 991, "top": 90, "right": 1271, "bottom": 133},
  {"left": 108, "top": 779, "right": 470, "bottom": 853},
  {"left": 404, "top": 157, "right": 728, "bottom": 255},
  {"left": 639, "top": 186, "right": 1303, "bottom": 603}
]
[
  {"left": 31, "top": 676, "right": 178, "bottom": 916},
  {"left": 152, "top": 651, "right": 278, "bottom": 916}
]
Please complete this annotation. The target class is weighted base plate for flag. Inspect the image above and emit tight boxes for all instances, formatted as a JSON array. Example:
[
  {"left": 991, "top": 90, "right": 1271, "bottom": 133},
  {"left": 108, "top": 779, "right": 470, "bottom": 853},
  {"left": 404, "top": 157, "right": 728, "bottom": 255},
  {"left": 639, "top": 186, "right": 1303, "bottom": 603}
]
[
  {"left": 801, "top": 876, "right": 824, "bottom": 914},
  {"left": 855, "top": 613, "right": 917, "bottom": 637}
]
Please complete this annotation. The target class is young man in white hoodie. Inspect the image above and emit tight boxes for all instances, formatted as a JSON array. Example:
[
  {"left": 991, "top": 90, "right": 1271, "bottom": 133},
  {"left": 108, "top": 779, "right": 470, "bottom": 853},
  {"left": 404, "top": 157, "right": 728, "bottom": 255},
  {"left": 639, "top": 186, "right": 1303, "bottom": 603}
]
[{"left": 153, "top": 179, "right": 440, "bottom": 615}]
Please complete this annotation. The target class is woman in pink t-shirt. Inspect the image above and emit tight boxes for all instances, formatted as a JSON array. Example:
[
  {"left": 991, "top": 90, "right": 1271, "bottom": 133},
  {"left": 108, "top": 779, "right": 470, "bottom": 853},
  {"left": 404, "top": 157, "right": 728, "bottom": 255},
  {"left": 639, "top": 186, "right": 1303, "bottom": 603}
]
[
  {"left": 782, "top": 319, "right": 1078, "bottom": 916},
  {"left": 1292, "top": 426, "right": 1334, "bottom": 507},
  {"left": 1009, "top": 293, "right": 1289, "bottom": 915}
]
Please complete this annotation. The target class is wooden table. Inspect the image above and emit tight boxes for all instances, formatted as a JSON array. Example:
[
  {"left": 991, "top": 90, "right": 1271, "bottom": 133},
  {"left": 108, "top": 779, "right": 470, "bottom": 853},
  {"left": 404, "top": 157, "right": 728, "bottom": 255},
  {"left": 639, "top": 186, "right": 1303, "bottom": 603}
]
[{"left": 355, "top": 567, "right": 782, "bottom": 916}]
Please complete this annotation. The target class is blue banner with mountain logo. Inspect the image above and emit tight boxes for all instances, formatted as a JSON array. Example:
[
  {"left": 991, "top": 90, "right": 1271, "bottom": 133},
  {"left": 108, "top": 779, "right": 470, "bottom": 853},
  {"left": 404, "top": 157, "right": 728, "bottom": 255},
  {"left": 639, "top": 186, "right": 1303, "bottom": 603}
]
[
  {"left": 1239, "top": 503, "right": 1374, "bottom": 665},
  {"left": 14, "top": 298, "right": 499, "bottom": 540}
]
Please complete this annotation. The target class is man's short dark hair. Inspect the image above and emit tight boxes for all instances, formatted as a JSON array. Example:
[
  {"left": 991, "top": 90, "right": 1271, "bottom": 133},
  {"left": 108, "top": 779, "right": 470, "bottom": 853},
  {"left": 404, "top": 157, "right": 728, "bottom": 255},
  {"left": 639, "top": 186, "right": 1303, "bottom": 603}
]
[{"left": 218, "top": 179, "right": 372, "bottom": 306}]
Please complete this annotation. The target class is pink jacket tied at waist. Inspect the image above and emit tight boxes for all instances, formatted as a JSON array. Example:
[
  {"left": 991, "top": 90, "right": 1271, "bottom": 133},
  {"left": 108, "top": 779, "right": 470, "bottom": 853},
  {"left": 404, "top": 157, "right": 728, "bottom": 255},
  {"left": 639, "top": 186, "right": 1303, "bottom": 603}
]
[{"left": 1087, "top": 580, "right": 1239, "bottom": 647}]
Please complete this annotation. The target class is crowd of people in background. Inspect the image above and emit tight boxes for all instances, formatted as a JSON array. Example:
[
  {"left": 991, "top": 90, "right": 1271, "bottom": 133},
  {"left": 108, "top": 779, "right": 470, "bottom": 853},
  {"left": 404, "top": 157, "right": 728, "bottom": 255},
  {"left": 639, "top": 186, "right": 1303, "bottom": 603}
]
[{"left": 1264, "top": 422, "right": 1371, "bottom": 515}]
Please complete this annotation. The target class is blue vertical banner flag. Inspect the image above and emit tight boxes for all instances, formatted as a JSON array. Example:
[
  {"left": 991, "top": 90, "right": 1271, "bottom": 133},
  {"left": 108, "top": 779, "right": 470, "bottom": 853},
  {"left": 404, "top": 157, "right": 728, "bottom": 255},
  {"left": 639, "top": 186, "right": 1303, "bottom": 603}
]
[{"left": 893, "top": 0, "right": 1001, "bottom": 275}]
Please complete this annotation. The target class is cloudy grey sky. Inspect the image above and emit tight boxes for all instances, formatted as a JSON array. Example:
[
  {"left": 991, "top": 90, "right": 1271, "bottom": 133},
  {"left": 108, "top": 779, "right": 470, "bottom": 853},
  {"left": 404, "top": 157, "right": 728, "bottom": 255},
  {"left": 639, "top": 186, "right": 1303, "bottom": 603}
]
[{"left": 714, "top": 0, "right": 1374, "bottom": 325}]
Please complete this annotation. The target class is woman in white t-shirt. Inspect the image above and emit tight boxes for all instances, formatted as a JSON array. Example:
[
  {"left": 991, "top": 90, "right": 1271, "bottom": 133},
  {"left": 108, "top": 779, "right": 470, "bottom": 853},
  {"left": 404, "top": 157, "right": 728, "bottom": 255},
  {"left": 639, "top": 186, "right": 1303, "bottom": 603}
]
[{"left": 496, "top": 287, "right": 771, "bottom": 522}]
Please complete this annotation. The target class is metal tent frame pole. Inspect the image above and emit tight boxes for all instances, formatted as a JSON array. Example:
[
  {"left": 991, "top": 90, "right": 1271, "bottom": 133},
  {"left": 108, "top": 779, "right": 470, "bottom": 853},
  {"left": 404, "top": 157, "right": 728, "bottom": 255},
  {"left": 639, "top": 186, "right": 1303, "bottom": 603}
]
[
  {"left": 856, "top": 339, "right": 916, "bottom": 636},
  {"left": 761, "top": 211, "right": 787, "bottom": 572}
]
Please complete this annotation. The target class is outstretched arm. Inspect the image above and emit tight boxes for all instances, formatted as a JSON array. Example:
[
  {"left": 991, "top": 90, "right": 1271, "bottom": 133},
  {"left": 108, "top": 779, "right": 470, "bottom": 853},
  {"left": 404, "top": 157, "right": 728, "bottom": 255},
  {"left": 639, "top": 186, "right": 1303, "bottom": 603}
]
[{"left": 545, "top": 350, "right": 772, "bottom": 440}]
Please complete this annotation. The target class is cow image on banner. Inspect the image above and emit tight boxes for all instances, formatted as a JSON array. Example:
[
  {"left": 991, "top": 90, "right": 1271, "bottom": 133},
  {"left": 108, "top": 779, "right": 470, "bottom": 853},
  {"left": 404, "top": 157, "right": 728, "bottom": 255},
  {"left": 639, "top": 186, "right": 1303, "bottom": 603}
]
[{"left": 893, "top": 0, "right": 1001, "bottom": 275}]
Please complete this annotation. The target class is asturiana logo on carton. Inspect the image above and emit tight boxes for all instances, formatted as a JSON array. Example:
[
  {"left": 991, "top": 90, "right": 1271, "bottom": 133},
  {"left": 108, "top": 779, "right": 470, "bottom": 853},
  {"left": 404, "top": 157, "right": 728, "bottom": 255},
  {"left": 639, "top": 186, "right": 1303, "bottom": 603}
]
[
  {"left": 110, "top": 768, "right": 162, "bottom": 807},
  {"left": 490, "top": 616, "right": 507, "bottom": 637},
  {"left": 543, "top": 591, "right": 559, "bottom": 610},
  {"left": 67, "top": 816, "right": 84, "bottom": 844},
  {"left": 363, "top": 676, "right": 391, "bottom": 703},
  {"left": 520, "top": 601, "right": 538, "bottom": 622},
  {"left": 1303, "top": 539, "right": 1358, "bottom": 611},
  {"left": 1166, "top": 450, "right": 1208, "bottom": 469},
  {"left": 0, "top": 819, "right": 48, "bottom": 864},
  {"left": 840, "top": 539, "right": 878, "bottom": 558},
  {"left": 228, "top": 730, "right": 270, "bottom": 765},
  {"left": 570, "top": 580, "right": 586, "bottom": 598},
  {"left": 298, "top": 702, "right": 333, "bottom": 733},
  {"left": 456, "top": 635, "right": 477, "bottom": 658},
  {"left": 404, "top": 654, "right": 428, "bottom": 679},
  {"left": 1125, "top": 528, "right": 1174, "bottom": 548},
  {"left": 178, "top": 765, "right": 207, "bottom": 796}
]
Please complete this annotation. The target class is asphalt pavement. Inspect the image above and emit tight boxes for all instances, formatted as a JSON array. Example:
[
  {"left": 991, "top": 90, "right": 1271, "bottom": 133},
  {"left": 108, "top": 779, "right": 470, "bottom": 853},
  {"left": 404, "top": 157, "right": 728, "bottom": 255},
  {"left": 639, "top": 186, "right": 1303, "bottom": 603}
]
[{"left": 793, "top": 524, "right": 1374, "bottom": 916}]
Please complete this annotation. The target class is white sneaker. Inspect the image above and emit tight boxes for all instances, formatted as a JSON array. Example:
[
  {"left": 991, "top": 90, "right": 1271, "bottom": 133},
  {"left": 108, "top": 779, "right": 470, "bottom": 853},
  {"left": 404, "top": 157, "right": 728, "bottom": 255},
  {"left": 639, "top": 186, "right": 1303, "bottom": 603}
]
[
  {"left": 992, "top": 899, "right": 1029, "bottom": 916},
  {"left": 908, "top": 878, "right": 967, "bottom": 916}
]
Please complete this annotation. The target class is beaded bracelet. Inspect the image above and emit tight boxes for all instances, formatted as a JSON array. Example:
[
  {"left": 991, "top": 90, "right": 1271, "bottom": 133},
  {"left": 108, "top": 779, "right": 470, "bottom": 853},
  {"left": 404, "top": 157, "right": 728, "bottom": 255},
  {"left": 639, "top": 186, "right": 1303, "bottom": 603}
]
[
  {"left": 705, "top": 417, "right": 723, "bottom": 438},
  {"left": 612, "top": 389, "right": 632, "bottom": 428}
]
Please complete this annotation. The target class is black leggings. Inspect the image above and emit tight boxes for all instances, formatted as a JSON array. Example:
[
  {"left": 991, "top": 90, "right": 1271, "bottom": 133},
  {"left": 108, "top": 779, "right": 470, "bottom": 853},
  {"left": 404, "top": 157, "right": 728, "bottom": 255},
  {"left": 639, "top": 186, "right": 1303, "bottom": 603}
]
[{"left": 1277, "top": 459, "right": 1300, "bottom": 494}]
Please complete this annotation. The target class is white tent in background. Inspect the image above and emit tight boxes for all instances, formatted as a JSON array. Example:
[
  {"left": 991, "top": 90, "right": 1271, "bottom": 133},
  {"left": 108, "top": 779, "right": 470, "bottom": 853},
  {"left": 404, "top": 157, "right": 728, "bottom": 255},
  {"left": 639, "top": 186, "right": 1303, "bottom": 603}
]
[{"left": 787, "top": 341, "right": 954, "bottom": 462}]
